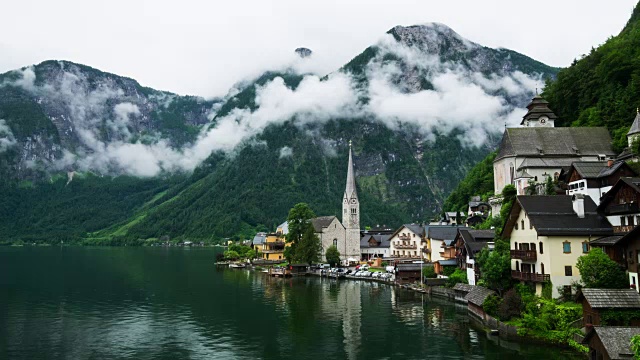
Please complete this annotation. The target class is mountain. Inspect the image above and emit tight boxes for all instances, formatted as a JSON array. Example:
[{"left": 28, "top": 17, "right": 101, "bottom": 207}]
[
  {"left": 444, "top": 2, "right": 640, "bottom": 213},
  {"left": 0, "top": 24, "right": 558, "bottom": 243}
]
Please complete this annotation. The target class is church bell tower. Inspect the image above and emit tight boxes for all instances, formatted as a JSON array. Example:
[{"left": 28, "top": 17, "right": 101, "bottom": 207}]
[{"left": 342, "top": 141, "right": 360, "bottom": 261}]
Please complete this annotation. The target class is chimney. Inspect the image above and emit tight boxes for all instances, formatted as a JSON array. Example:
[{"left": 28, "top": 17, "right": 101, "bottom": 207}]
[
  {"left": 607, "top": 159, "right": 614, "bottom": 167},
  {"left": 572, "top": 194, "right": 585, "bottom": 218}
]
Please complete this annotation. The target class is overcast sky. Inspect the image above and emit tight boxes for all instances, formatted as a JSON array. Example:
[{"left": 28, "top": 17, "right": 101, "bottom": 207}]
[{"left": 0, "top": 0, "right": 636, "bottom": 98}]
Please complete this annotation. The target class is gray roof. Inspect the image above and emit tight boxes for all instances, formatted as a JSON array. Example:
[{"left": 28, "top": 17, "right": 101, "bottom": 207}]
[
  {"left": 464, "top": 286, "right": 496, "bottom": 306},
  {"left": 277, "top": 221, "right": 289, "bottom": 235},
  {"left": 404, "top": 224, "right": 425, "bottom": 236},
  {"left": 360, "top": 234, "right": 391, "bottom": 248},
  {"left": 457, "top": 229, "right": 495, "bottom": 259},
  {"left": 516, "top": 157, "right": 580, "bottom": 170},
  {"left": 396, "top": 263, "right": 425, "bottom": 271},
  {"left": 427, "top": 225, "right": 467, "bottom": 241},
  {"left": 344, "top": 143, "right": 358, "bottom": 199},
  {"left": 496, "top": 127, "right": 615, "bottom": 161},
  {"left": 438, "top": 259, "right": 458, "bottom": 266},
  {"left": 629, "top": 111, "right": 640, "bottom": 136},
  {"left": 583, "top": 326, "right": 640, "bottom": 359},
  {"left": 577, "top": 288, "right": 640, "bottom": 309},
  {"left": 453, "top": 283, "right": 475, "bottom": 293},
  {"left": 504, "top": 195, "right": 613, "bottom": 237},
  {"left": 520, "top": 95, "right": 558, "bottom": 125},
  {"left": 590, "top": 235, "right": 624, "bottom": 246},
  {"left": 252, "top": 232, "right": 266, "bottom": 245},
  {"left": 311, "top": 216, "right": 339, "bottom": 232},
  {"left": 570, "top": 161, "right": 626, "bottom": 179}
]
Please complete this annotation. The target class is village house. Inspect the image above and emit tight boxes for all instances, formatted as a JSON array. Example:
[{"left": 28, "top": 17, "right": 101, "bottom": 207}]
[
  {"left": 261, "top": 232, "right": 288, "bottom": 261},
  {"left": 452, "top": 283, "right": 474, "bottom": 304},
  {"left": 395, "top": 263, "right": 425, "bottom": 284},
  {"left": 427, "top": 225, "right": 466, "bottom": 274},
  {"left": 598, "top": 177, "right": 640, "bottom": 235},
  {"left": 389, "top": 224, "right": 428, "bottom": 260},
  {"left": 562, "top": 160, "right": 636, "bottom": 205},
  {"left": 504, "top": 194, "right": 613, "bottom": 298},
  {"left": 591, "top": 224, "right": 640, "bottom": 291},
  {"left": 582, "top": 326, "right": 640, "bottom": 360},
  {"left": 577, "top": 288, "right": 640, "bottom": 326},
  {"left": 468, "top": 196, "right": 490, "bottom": 216},
  {"left": 252, "top": 232, "right": 266, "bottom": 253},
  {"left": 493, "top": 95, "right": 615, "bottom": 198},
  {"left": 454, "top": 229, "right": 496, "bottom": 286},
  {"left": 360, "top": 234, "right": 391, "bottom": 260}
]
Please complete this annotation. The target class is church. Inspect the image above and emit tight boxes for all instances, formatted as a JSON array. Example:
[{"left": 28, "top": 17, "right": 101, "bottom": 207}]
[{"left": 311, "top": 141, "right": 361, "bottom": 263}]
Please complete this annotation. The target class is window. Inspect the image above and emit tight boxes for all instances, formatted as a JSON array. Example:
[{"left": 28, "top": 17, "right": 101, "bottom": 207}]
[
  {"left": 582, "top": 242, "right": 589, "bottom": 253},
  {"left": 630, "top": 216, "right": 636, "bottom": 227},
  {"left": 541, "top": 263, "right": 545, "bottom": 275},
  {"left": 530, "top": 221, "right": 533, "bottom": 230},
  {"left": 515, "top": 222, "right": 519, "bottom": 230},
  {"left": 333, "top": 239, "right": 338, "bottom": 247},
  {"left": 514, "top": 242, "right": 518, "bottom": 250},
  {"left": 516, "top": 261, "right": 520, "bottom": 271},
  {"left": 530, "top": 243, "right": 536, "bottom": 252},
  {"left": 563, "top": 241, "right": 571, "bottom": 254},
  {"left": 539, "top": 242, "right": 544, "bottom": 254},
  {"left": 565, "top": 266, "right": 573, "bottom": 276},
  {"left": 521, "top": 220, "right": 525, "bottom": 230},
  {"left": 622, "top": 216, "right": 627, "bottom": 226}
]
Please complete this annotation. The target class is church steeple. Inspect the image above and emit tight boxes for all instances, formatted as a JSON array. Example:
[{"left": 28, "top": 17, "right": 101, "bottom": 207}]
[
  {"left": 342, "top": 141, "right": 359, "bottom": 230},
  {"left": 520, "top": 95, "right": 557, "bottom": 127},
  {"left": 627, "top": 108, "right": 640, "bottom": 147}
]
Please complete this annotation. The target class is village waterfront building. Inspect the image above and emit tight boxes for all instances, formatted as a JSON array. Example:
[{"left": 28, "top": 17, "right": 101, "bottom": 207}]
[
  {"left": 582, "top": 326, "right": 640, "bottom": 360},
  {"left": 388, "top": 224, "right": 428, "bottom": 260},
  {"left": 503, "top": 194, "right": 613, "bottom": 298},
  {"left": 454, "top": 229, "right": 495, "bottom": 286},
  {"left": 492, "top": 95, "right": 616, "bottom": 200},
  {"left": 427, "top": 225, "right": 466, "bottom": 274},
  {"left": 360, "top": 234, "right": 391, "bottom": 260}
]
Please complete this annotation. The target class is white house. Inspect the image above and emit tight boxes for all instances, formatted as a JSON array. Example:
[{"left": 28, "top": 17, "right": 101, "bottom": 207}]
[
  {"left": 454, "top": 229, "right": 495, "bottom": 286},
  {"left": 504, "top": 194, "right": 613, "bottom": 298},
  {"left": 389, "top": 224, "right": 426, "bottom": 260}
]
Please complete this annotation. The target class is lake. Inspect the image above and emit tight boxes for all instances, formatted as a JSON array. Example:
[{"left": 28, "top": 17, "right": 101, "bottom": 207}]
[{"left": 0, "top": 247, "right": 581, "bottom": 359}]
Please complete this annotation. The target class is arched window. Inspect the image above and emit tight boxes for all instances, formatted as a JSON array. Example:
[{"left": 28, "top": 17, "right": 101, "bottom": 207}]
[
  {"left": 333, "top": 239, "right": 338, "bottom": 247},
  {"left": 521, "top": 220, "right": 525, "bottom": 230}
]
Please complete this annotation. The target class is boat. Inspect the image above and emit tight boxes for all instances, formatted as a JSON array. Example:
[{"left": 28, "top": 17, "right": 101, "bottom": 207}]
[{"left": 229, "top": 263, "right": 246, "bottom": 268}]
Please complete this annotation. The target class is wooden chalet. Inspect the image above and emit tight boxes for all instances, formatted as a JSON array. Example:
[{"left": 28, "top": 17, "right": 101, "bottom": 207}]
[
  {"left": 395, "top": 263, "right": 425, "bottom": 284},
  {"left": 582, "top": 326, "right": 640, "bottom": 360},
  {"left": 598, "top": 177, "right": 640, "bottom": 234},
  {"left": 577, "top": 288, "right": 640, "bottom": 326}
]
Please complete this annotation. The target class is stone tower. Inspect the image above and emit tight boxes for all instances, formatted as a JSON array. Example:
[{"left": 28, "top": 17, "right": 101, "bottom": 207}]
[
  {"left": 342, "top": 141, "right": 361, "bottom": 262},
  {"left": 520, "top": 95, "right": 557, "bottom": 128}
]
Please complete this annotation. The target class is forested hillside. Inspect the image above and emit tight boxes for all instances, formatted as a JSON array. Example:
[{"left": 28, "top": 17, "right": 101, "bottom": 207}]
[{"left": 444, "top": 1, "right": 640, "bottom": 212}]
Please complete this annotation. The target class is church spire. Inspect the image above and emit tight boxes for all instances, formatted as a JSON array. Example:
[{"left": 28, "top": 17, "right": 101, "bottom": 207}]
[{"left": 345, "top": 140, "right": 357, "bottom": 199}]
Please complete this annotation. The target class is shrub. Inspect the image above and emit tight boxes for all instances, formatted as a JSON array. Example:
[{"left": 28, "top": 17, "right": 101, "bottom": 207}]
[
  {"left": 422, "top": 266, "right": 437, "bottom": 278},
  {"left": 497, "top": 288, "right": 523, "bottom": 321},
  {"left": 483, "top": 294, "right": 502, "bottom": 318},
  {"left": 446, "top": 269, "right": 468, "bottom": 287}
]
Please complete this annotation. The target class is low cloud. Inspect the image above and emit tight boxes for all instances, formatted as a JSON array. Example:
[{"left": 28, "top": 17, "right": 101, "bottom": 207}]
[
  {"left": 6, "top": 28, "right": 541, "bottom": 176},
  {"left": 279, "top": 146, "right": 293, "bottom": 158},
  {"left": 0, "top": 119, "right": 17, "bottom": 152}
]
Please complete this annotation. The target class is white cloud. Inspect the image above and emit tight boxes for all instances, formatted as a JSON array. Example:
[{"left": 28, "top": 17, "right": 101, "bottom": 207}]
[
  {"left": 0, "top": 119, "right": 17, "bottom": 152},
  {"left": 279, "top": 146, "right": 293, "bottom": 158}
]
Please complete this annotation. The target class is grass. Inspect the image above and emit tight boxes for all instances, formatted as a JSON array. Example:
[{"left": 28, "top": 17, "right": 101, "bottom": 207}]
[{"left": 368, "top": 268, "right": 385, "bottom": 272}]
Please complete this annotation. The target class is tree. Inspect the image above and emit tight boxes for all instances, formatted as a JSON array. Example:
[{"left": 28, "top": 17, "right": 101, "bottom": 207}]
[
  {"left": 224, "top": 250, "right": 240, "bottom": 260},
  {"left": 422, "top": 265, "right": 437, "bottom": 278},
  {"left": 325, "top": 245, "right": 341, "bottom": 267},
  {"left": 545, "top": 175, "right": 555, "bottom": 195},
  {"left": 476, "top": 239, "right": 512, "bottom": 295},
  {"left": 295, "top": 225, "right": 322, "bottom": 265},
  {"left": 446, "top": 268, "right": 468, "bottom": 287},
  {"left": 631, "top": 334, "right": 640, "bottom": 360},
  {"left": 576, "top": 248, "right": 628, "bottom": 289}
]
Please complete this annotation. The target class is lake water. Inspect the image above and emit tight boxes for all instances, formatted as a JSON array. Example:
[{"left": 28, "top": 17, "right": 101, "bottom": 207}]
[{"left": 0, "top": 247, "right": 581, "bottom": 359}]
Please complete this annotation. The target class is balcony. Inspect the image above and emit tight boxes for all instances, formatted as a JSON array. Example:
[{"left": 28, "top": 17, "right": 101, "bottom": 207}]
[
  {"left": 510, "top": 249, "right": 537, "bottom": 261},
  {"left": 607, "top": 203, "right": 639, "bottom": 215},
  {"left": 614, "top": 225, "right": 635, "bottom": 233},
  {"left": 262, "top": 249, "right": 285, "bottom": 254},
  {"left": 398, "top": 235, "right": 412, "bottom": 241},
  {"left": 422, "top": 248, "right": 431, "bottom": 253},
  {"left": 395, "top": 243, "right": 417, "bottom": 249},
  {"left": 511, "top": 270, "right": 550, "bottom": 283}
]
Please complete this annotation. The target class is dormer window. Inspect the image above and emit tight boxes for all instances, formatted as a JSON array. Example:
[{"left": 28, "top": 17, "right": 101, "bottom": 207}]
[{"left": 536, "top": 147, "right": 544, "bottom": 155}]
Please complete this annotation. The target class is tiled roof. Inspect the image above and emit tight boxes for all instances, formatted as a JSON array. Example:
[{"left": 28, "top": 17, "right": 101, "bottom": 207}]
[
  {"left": 311, "top": 216, "right": 339, "bottom": 232},
  {"left": 590, "top": 235, "right": 624, "bottom": 246},
  {"left": 496, "top": 127, "right": 615, "bottom": 161},
  {"left": 516, "top": 157, "right": 580, "bottom": 170},
  {"left": 396, "top": 263, "right": 425, "bottom": 271},
  {"left": 458, "top": 229, "right": 495, "bottom": 259},
  {"left": 506, "top": 195, "right": 613, "bottom": 237},
  {"left": 464, "top": 286, "right": 495, "bottom": 306},
  {"left": 427, "top": 225, "right": 467, "bottom": 241},
  {"left": 583, "top": 326, "right": 640, "bottom": 359},
  {"left": 453, "top": 283, "right": 474, "bottom": 293},
  {"left": 252, "top": 232, "right": 266, "bottom": 245},
  {"left": 570, "top": 161, "right": 626, "bottom": 179},
  {"left": 360, "top": 234, "right": 391, "bottom": 248},
  {"left": 598, "top": 178, "right": 640, "bottom": 211},
  {"left": 577, "top": 288, "right": 640, "bottom": 309}
]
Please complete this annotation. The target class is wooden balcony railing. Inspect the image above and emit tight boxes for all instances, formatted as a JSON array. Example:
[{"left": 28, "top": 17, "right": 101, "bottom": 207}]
[
  {"left": 395, "top": 243, "right": 417, "bottom": 249},
  {"left": 398, "top": 235, "right": 412, "bottom": 241},
  {"left": 510, "top": 249, "right": 537, "bottom": 261},
  {"left": 607, "top": 203, "right": 639, "bottom": 215},
  {"left": 511, "top": 270, "right": 550, "bottom": 283}
]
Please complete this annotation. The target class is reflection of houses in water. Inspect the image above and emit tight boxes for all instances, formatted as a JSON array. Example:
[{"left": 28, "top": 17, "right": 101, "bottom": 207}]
[{"left": 389, "top": 286, "right": 425, "bottom": 324}]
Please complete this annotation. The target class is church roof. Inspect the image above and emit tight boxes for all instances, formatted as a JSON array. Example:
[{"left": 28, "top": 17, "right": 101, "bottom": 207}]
[
  {"left": 310, "top": 216, "right": 339, "bottom": 232},
  {"left": 344, "top": 142, "right": 358, "bottom": 200},
  {"left": 495, "top": 127, "right": 615, "bottom": 161},
  {"left": 520, "top": 95, "right": 558, "bottom": 125},
  {"left": 628, "top": 110, "right": 640, "bottom": 137}
]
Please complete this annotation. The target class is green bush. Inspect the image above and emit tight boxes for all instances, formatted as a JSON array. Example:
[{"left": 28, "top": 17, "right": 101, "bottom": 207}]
[
  {"left": 497, "top": 288, "right": 523, "bottom": 321},
  {"left": 483, "top": 294, "right": 502, "bottom": 318},
  {"left": 446, "top": 269, "right": 468, "bottom": 287},
  {"left": 422, "top": 266, "right": 437, "bottom": 279}
]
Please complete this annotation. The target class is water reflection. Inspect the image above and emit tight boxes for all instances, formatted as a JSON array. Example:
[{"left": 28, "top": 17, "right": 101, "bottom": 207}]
[{"left": 1, "top": 247, "right": 582, "bottom": 360}]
